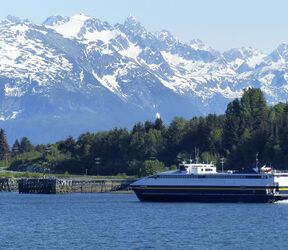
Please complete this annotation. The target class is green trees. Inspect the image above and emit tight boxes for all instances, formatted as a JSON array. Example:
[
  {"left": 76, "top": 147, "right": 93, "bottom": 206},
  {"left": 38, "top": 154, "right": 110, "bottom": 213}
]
[
  {"left": 240, "top": 88, "right": 268, "bottom": 132},
  {"left": 0, "top": 129, "right": 9, "bottom": 161},
  {"left": 139, "top": 160, "right": 165, "bottom": 177},
  {"left": 223, "top": 99, "right": 241, "bottom": 152},
  {"left": 19, "top": 137, "right": 33, "bottom": 153},
  {"left": 11, "top": 139, "right": 20, "bottom": 158},
  {"left": 58, "top": 136, "right": 76, "bottom": 155},
  {"left": 5, "top": 87, "right": 288, "bottom": 175},
  {"left": 222, "top": 88, "right": 269, "bottom": 168},
  {"left": 165, "top": 117, "right": 188, "bottom": 164}
]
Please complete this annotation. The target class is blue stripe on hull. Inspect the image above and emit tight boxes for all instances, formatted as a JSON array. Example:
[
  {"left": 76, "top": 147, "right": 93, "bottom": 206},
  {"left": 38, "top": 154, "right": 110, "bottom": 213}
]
[{"left": 278, "top": 190, "right": 288, "bottom": 195}]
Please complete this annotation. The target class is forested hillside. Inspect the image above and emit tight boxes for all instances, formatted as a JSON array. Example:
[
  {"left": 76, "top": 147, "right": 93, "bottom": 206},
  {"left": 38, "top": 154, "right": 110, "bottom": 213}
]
[{"left": 1, "top": 88, "right": 288, "bottom": 176}]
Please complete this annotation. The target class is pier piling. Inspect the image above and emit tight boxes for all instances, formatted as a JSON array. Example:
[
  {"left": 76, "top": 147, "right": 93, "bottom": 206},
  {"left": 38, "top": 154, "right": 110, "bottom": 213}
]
[{"left": 18, "top": 179, "right": 72, "bottom": 194}]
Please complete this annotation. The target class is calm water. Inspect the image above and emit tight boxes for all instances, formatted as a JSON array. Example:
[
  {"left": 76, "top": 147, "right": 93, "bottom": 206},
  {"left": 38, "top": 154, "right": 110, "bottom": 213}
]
[{"left": 0, "top": 192, "right": 287, "bottom": 250}]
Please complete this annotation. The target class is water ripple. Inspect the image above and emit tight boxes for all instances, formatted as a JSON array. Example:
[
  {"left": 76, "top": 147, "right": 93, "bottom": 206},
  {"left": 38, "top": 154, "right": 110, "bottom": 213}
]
[{"left": 0, "top": 193, "right": 287, "bottom": 249}]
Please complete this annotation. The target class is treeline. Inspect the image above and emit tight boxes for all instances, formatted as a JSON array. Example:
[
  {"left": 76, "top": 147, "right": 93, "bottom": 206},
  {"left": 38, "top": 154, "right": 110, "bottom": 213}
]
[{"left": 1, "top": 88, "right": 288, "bottom": 176}]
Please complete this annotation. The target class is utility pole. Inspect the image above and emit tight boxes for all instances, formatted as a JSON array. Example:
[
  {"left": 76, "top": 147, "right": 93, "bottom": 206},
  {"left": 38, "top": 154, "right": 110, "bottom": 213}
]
[
  {"left": 13, "top": 145, "right": 19, "bottom": 160},
  {"left": 255, "top": 153, "right": 259, "bottom": 173},
  {"left": 95, "top": 157, "right": 101, "bottom": 176},
  {"left": 195, "top": 147, "right": 199, "bottom": 163},
  {"left": 220, "top": 158, "right": 225, "bottom": 173}
]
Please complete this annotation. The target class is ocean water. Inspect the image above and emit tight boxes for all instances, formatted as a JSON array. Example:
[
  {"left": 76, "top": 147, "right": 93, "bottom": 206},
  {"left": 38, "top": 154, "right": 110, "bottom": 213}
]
[{"left": 0, "top": 192, "right": 287, "bottom": 250}]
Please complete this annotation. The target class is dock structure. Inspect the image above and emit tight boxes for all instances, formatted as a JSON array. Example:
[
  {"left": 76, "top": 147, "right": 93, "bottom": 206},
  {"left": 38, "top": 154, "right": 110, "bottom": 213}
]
[
  {"left": 0, "top": 178, "right": 17, "bottom": 192},
  {"left": 71, "top": 179, "right": 133, "bottom": 193},
  {"left": 18, "top": 179, "right": 72, "bottom": 194},
  {"left": 0, "top": 177, "right": 135, "bottom": 194}
]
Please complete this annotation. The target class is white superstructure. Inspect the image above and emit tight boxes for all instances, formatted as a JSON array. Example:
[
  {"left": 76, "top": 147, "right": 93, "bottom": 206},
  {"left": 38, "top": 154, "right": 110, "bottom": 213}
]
[{"left": 131, "top": 161, "right": 288, "bottom": 203}]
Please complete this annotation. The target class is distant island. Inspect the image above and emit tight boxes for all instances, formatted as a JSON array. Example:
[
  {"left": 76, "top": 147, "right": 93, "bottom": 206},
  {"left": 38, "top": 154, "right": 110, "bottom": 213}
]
[{"left": 0, "top": 88, "right": 287, "bottom": 177}]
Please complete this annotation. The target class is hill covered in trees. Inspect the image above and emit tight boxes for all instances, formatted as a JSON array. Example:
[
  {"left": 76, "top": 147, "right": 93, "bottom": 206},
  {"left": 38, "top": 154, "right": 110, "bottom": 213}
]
[{"left": 1, "top": 88, "right": 288, "bottom": 176}]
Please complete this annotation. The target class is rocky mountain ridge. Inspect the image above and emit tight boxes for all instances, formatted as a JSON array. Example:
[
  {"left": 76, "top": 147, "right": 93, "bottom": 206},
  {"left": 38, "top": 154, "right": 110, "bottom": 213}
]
[{"left": 1, "top": 14, "right": 288, "bottom": 143}]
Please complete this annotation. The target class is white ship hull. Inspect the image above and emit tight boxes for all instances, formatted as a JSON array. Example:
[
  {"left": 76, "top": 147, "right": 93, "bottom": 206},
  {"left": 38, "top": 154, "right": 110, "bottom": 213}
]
[{"left": 131, "top": 172, "right": 288, "bottom": 203}]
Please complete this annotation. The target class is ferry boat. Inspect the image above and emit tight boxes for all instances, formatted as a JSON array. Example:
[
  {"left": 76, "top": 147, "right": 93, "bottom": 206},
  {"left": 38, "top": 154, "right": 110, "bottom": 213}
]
[{"left": 130, "top": 161, "right": 288, "bottom": 203}]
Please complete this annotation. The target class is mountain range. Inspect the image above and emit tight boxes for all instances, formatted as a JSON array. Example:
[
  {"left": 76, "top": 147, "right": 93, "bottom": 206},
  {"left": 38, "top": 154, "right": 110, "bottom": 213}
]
[{"left": 1, "top": 14, "right": 288, "bottom": 143}]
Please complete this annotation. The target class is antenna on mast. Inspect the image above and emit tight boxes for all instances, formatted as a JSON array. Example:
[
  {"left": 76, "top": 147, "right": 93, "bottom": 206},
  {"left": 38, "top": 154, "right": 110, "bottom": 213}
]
[
  {"left": 195, "top": 147, "right": 199, "bottom": 163},
  {"left": 220, "top": 157, "right": 225, "bottom": 173},
  {"left": 189, "top": 154, "right": 192, "bottom": 164},
  {"left": 254, "top": 153, "right": 259, "bottom": 173}
]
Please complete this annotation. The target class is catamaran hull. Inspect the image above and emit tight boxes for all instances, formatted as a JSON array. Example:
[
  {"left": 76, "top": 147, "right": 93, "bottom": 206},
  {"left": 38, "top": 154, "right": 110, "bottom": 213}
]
[{"left": 132, "top": 186, "right": 288, "bottom": 203}]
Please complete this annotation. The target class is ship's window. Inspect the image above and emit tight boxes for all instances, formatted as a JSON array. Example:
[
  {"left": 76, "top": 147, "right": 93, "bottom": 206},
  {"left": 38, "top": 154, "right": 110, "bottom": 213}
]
[
  {"left": 245, "top": 175, "right": 262, "bottom": 179},
  {"left": 179, "top": 165, "right": 186, "bottom": 171}
]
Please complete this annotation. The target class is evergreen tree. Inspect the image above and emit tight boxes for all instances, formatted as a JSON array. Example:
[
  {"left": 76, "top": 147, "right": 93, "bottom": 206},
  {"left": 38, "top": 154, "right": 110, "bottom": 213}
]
[
  {"left": 165, "top": 117, "right": 187, "bottom": 164},
  {"left": 278, "top": 103, "right": 288, "bottom": 166},
  {"left": 10, "top": 87, "right": 288, "bottom": 174},
  {"left": 154, "top": 117, "right": 165, "bottom": 131},
  {"left": 223, "top": 99, "right": 241, "bottom": 152},
  {"left": 144, "top": 121, "right": 154, "bottom": 132},
  {"left": 240, "top": 88, "right": 268, "bottom": 133},
  {"left": 34, "top": 144, "right": 46, "bottom": 154},
  {"left": 58, "top": 136, "right": 76, "bottom": 155},
  {"left": 132, "top": 122, "right": 145, "bottom": 134},
  {"left": 19, "top": 137, "right": 33, "bottom": 153},
  {"left": 0, "top": 129, "right": 10, "bottom": 160},
  {"left": 11, "top": 139, "right": 20, "bottom": 157}
]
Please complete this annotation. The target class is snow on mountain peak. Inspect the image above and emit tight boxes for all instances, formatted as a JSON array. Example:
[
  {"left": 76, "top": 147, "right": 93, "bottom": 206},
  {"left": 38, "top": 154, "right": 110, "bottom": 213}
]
[
  {"left": 155, "top": 30, "right": 176, "bottom": 44},
  {"left": 269, "top": 42, "right": 288, "bottom": 62},
  {"left": 123, "top": 15, "right": 145, "bottom": 33},
  {"left": 71, "top": 13, "right": 91, "bottom": 21},
  {"left": 1, "top": 13, "right": 288, "bottom": 138},
  {"left": 5, "top": 15, "right": 22, "bottom": 24},
  {"left": 42, "top": 15, "right": 68, "bottom": 26},
  {"left": 223, "top": 47, "right": 266, "bottom": 70},
  {"left": 125, "top": 15, "right": 138, "bottom": 24},
  {"left": 190, "top": 38, "right": 215, "bottom": 53},
  {"left": 190, "top": 38, "right": 203, "bottom": 45},
  {"left": 4, "top": 15, "right": 30, "bottom": 25},
  {"left": 0, "top": 17, "right": 73, "bottom": 87},
  {"left": 44, "top": 13, "right": 91, "bottom": 38}
]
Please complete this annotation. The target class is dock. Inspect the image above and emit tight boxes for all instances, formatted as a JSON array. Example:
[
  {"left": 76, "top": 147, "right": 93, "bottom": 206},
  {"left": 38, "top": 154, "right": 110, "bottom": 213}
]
[
  {"left": 71, "top": 179, "right": 133, "bottom": 193},
  {"left": 18, "top": 179, "right": 73, "bottom": 194},
  {"left": 15, "top": 178, "right": 134, "bottom": 194},
  {"left": 0, "top": 178, "right": 18, "bottom": 192}
]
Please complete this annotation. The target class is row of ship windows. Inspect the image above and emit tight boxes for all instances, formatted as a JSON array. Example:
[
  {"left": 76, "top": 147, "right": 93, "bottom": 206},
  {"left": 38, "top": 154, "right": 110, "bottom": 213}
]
[{"left": 151, "top": 175, "right": 268, "bottom": 179}]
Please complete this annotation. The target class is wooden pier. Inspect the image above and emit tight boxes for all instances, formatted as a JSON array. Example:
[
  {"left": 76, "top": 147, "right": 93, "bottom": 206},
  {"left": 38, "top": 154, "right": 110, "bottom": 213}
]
[
  {"left": 18, "top": 179, "right": 73, "bottom": 194},
  {"left": 17, "top": 178, "right": 133, "bottom": 194},
  {"left": 0, "top": 177, "right": 134, "bottom": 194},
  {"left": 71, "top": 179, "right": 133, "bottom": 193},
  {"left": 0, "top": 178, "right": 18, "bottom": 192}
]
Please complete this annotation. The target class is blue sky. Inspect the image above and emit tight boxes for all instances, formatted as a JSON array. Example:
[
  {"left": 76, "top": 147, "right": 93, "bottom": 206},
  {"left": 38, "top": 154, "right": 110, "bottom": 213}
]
[{"left": 0, "top": 0, "right": 287, "bottom": 53}]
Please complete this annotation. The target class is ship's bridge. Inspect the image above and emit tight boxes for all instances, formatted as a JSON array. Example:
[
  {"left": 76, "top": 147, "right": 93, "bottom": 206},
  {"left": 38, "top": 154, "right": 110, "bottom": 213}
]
[{"left": 179, "top": 162, "right": 217, "bottom": 174}]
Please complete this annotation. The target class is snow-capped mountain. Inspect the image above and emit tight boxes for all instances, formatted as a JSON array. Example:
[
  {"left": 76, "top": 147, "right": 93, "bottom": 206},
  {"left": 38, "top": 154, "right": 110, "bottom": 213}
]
[{"left": 1, "top": 14, "right": 288, "bottom": 143}]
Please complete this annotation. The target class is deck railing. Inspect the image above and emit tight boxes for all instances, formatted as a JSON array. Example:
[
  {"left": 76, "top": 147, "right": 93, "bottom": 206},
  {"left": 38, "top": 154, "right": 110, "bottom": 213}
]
[{"left": 273, "top": 170, "right": 288, "bottom": 174}]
